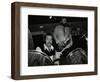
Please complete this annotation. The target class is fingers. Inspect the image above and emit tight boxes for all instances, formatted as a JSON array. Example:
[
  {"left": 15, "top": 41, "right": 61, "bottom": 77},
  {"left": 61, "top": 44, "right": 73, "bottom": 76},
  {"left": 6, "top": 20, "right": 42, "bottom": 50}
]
[
  {"left": 54, "top": 61, "right": 59, "bottom": 65},
  {"left": 55, "top": 52, "right": 62, "bottom": 59}
]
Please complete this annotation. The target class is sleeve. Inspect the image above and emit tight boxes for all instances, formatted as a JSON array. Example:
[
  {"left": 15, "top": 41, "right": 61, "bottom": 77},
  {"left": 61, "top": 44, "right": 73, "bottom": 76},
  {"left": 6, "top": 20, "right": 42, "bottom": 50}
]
[{"left": 36, "top": 47, "right": 42, "bottom": 52}]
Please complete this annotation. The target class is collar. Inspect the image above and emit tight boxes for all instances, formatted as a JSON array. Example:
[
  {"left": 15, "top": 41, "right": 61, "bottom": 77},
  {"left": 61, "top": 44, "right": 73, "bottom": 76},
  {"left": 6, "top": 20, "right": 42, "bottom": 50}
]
[{"left": 44, "top": 44, "right": 54, "bottom": 51}]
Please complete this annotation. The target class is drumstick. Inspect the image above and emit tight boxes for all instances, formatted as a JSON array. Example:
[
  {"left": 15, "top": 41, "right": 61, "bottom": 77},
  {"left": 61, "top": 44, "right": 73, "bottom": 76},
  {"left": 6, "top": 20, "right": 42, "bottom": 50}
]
[
  {"left": 60, "top": 39, "right": 73, "bottom": 54},
  {"left": 59, "top": 47, "right": 66, "bottom": 56},
  {"left": 59, "top": 44, "right": 72, "bottom": 56},
  {"left": 61, "top": 47, "right": 66, "bottom": 53}
]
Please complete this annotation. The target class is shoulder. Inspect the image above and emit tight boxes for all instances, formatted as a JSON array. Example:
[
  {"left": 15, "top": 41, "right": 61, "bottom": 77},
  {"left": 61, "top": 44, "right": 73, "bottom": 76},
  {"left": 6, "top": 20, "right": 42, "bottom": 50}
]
[{"left": 36, "top": 47, "right": 42, "bottom": 52}]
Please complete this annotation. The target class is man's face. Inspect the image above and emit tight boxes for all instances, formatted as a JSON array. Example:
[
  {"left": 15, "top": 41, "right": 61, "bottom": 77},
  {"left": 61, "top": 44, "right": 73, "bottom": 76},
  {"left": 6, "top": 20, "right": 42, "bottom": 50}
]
[
  {"left": 61, "top": 18, "right": 67, "bottom": 24},
  {"left": 46, "top": 35, "right": 52, "bottom": 47},
  {"left": 65, "top": 27, "right": 70, "bottom": 38},
  {"left": 56, "top": 29, "right": 65, "bottom": 42}
]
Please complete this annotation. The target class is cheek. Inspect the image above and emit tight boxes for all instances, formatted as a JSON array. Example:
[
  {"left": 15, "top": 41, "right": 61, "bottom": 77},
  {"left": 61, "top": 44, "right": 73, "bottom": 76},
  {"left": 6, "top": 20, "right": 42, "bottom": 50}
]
[
  {"left": 50, "top": 40, "right": 52, "bottom": 43},
  {"left": 45, "top": 39, "right": 48, "bottom": 43},
  {"left": 46, "top": 40, "right": 50, "bottom": 43}
]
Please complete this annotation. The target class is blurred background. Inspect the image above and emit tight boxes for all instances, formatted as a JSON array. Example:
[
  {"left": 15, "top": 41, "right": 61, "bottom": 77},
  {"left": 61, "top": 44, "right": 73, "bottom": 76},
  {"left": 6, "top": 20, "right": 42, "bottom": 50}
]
[{"left": 28, "top": 15, "right": 87, "bottom": 49}]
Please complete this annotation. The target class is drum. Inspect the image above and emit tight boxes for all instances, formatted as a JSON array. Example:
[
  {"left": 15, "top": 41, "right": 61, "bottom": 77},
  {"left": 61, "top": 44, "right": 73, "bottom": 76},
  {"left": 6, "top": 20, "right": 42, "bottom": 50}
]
[
  {"left": 65, "top": 48, "right": 87, "bottom": 64},
  {"left": 28, "top": 50, "right": 53, "bottom": 66},
  {"left": 60, "top": 48, "right": 87, "bottom": 65}
]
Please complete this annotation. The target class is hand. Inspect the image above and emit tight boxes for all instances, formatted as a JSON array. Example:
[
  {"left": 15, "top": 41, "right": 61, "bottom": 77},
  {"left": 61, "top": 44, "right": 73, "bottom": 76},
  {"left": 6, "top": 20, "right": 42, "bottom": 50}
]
[
  {"left": 55, "top": 52, "right": 62, "bottom": 59},
  {"left": 54, "top": 61, "right": 59, "bottom": 65},
  {"left": 58, "top": 41, "right": 65, "bottom": 47}
]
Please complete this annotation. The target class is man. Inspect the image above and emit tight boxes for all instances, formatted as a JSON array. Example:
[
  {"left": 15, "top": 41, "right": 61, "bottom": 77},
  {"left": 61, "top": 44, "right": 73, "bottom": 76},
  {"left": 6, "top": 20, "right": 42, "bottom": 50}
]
[
  {"left": 53, "top": 25, "right": 87, "bottom": 65},
  {"left": 28, "top": 29, "right": 34, "bottom": 50},
  {"left": 36, "top": 33, "right": 55, "bottom": 61},
  {"left": 28, "top": 31, "right": 54, "bottom": 66},
  {"left": 60, "top": 18, "right": 70, "bottom": 27}
]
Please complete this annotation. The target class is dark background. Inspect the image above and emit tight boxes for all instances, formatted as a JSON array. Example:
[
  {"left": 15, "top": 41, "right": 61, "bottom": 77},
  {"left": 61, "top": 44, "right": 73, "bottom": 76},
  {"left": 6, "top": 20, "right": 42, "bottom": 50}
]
[{"left": 28, "top": 15, "right": 87, "bottom": 49}]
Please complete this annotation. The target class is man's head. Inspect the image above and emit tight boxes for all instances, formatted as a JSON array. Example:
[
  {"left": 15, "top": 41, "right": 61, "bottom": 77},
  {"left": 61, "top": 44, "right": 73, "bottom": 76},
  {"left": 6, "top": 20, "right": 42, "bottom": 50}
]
[
  {"left": 61, "top": 18, "right": 67, "bottom": 24},
  {"left": 53, "top": 25, "right": 71, "bottom": 42},
  {"left": 64, "top": 26, "right": 71, "bottom": 38},
  {"left": 44, "top": 33, "right": 53, "bottom": 47}
]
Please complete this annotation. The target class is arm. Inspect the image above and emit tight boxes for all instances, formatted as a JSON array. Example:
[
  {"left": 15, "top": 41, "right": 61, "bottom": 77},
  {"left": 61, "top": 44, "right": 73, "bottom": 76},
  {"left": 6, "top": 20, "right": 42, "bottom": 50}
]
[{"left": 36, "top": 47, "right": 42, "bottom": 52}]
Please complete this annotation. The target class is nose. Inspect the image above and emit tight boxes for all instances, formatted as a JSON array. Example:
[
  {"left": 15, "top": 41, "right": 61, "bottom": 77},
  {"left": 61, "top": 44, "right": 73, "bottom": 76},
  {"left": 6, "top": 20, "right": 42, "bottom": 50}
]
[{"left": 49, "top": 40, "right": 52, "bottom": 43}]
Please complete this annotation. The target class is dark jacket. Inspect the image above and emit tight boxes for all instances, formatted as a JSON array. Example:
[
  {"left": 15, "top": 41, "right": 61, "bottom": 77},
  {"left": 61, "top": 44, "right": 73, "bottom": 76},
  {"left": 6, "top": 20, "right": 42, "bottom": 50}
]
[
  {"left": 54, "top": 36, "right": 87, "bottom": 65},
  {"left": 39, "top": 44, "right": 55, "bottom": 56}
]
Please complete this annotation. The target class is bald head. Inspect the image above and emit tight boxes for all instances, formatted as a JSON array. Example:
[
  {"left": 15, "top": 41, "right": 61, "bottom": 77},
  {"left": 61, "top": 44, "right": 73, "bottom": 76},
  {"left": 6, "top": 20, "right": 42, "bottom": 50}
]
[{"left": 53, "top": 25, "right": 71, "bottom": 42}]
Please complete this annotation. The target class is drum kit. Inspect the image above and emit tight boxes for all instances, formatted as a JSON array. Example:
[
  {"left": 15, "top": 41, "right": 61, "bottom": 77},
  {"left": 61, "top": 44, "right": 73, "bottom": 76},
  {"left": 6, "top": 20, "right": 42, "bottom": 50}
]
[
  {"left": 28, "top": 48, "right": 87, "bottom": 66},
  {"left": 28, "top": 29, "right": 87, "bottom": 66},
  {"left": 28, "top": 50, "right": 53, "bottom": 66}
]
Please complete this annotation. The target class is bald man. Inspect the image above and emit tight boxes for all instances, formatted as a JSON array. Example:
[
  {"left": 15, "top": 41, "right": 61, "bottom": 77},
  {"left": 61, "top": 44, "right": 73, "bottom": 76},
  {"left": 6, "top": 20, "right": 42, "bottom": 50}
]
[{"left": 53, "top": 25, "right": 87, "bottom": 65}]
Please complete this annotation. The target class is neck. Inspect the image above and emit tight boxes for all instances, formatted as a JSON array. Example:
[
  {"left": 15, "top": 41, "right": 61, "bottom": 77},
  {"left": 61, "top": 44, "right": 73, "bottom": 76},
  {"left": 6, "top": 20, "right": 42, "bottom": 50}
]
[{"left": 46, "top": 44, "right": 51, "bottom": 48}]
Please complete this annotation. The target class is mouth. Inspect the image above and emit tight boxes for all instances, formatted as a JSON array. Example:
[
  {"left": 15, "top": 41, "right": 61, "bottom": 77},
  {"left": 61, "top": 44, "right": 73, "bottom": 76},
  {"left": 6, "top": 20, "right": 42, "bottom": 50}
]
[{"left": 47, "top": 42, "right": 52, "bottom": 45}]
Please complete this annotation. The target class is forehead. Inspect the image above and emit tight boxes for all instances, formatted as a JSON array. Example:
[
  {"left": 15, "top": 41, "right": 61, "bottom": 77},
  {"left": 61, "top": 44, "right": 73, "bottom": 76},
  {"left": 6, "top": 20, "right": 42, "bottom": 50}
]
[
  {"left": 46, "top": 35, "right": 52, "bottom": 39},
  {"left": 62, "top": 18, "right": 66, "bottom": 20},
  {"left": 65, "top": 27, "right": 70, "bottom": 30},
  {"left": 55, "top": 25, "right": 64, "bottom": 31}
]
